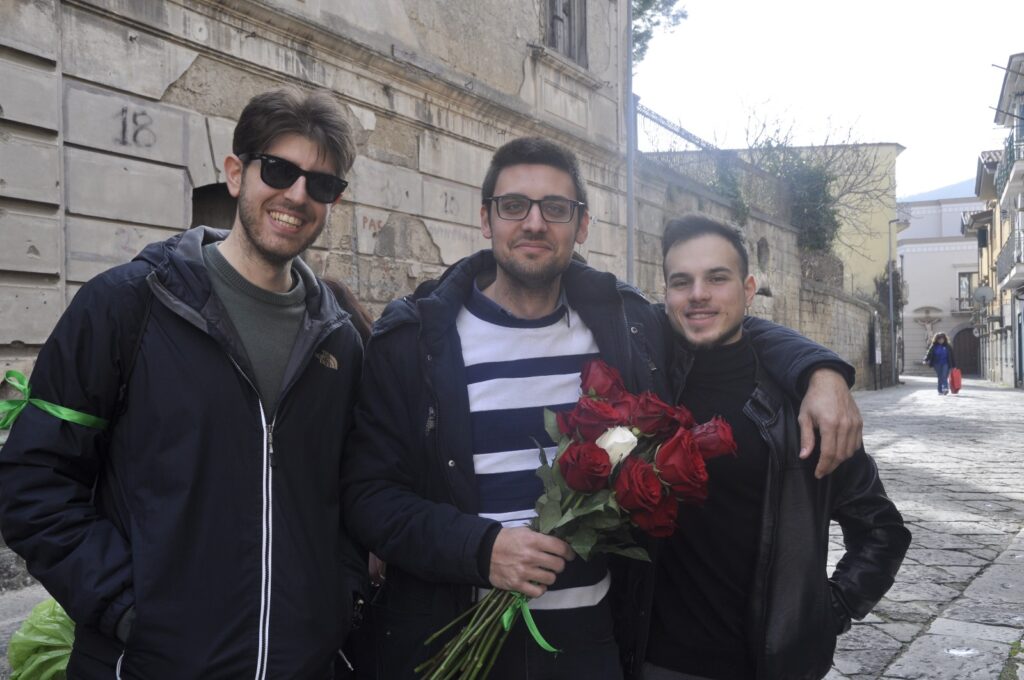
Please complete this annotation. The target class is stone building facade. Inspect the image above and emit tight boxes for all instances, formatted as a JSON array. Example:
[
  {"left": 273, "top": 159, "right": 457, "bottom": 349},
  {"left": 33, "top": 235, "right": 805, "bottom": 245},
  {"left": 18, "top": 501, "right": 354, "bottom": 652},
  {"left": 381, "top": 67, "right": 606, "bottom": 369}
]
[{"left": 0, "top": 0, "right": 815, "bottom": 377}]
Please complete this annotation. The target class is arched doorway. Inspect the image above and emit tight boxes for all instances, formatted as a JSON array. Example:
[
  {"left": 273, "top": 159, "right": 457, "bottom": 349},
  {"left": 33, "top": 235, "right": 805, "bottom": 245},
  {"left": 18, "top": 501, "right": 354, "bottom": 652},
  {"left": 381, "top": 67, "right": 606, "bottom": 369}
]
[{"left": 953, "top": 328, "right": 980, "bottom": 376}]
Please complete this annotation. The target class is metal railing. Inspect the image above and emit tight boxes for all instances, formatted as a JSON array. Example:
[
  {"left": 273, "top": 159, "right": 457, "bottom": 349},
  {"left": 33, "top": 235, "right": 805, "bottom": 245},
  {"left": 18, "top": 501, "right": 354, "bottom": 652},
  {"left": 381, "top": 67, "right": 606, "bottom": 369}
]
[
  {"left": 951, "top": 296, "right": 974, "bottom": 313},
  {"left": 996, "top": 221, "right": 1024, "bottom": 283},
  {"left": 635, "top": 105, "right": 790, "bottom": 222},
  {"left": 995, "top": 131, "right": 1024, "bottom": 198}
]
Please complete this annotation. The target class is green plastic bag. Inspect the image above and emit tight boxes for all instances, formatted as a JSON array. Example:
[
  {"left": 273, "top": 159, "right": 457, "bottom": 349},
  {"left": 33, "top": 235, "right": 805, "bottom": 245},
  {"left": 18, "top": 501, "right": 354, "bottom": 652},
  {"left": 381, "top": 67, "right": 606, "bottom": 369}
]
[{"left": 7, "top": 598, "right": 73, "bottom": 680}]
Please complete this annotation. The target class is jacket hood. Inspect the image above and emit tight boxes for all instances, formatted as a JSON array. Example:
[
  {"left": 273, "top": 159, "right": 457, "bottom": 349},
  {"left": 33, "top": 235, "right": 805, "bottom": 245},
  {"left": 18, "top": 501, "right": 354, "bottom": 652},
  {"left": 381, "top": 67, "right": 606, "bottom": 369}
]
[
  {"left": 371, "top": 250, "right": 642, "bottom": 341},
  {"left": 133, "top": 226, "right": 343, "bottom": 323}
]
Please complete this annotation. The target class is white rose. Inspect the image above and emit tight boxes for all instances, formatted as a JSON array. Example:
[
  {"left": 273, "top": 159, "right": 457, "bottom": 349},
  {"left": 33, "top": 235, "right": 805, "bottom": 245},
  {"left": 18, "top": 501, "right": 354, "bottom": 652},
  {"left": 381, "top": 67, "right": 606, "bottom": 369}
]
[{"left": 596, "top": 426, "right": 638, "bottom": 466}]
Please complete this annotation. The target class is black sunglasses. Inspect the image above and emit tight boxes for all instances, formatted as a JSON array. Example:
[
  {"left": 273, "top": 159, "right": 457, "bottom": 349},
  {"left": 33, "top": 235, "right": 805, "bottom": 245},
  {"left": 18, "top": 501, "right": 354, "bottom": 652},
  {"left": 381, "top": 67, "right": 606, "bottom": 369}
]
[{"left": 239, "top": 153, "right": 348, "bottom": 203}]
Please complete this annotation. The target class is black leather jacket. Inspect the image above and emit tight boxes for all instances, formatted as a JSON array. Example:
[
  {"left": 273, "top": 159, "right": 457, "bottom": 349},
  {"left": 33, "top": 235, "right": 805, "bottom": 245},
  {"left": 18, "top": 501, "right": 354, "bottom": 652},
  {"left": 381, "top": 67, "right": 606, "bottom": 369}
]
[{"left": 620, "top": 333, "right": 911, "bottom": 680}]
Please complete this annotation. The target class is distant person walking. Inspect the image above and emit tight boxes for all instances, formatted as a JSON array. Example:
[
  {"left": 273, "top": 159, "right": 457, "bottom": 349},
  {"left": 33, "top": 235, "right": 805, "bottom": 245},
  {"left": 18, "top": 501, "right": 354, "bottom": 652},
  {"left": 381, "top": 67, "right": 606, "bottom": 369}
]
[{"left": 925, "top": 332, "right": 956, "bottom": 395}]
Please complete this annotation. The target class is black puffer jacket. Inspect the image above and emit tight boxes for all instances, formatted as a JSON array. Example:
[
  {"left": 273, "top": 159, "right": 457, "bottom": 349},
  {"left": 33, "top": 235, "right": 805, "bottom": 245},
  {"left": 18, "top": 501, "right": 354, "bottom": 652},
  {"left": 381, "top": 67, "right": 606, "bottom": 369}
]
[
  {"left": 619, "top": 330, "right": 911, "bottom": 680},
  {"left": 0, "top": 227, "right": 365, "bottom": 679}
]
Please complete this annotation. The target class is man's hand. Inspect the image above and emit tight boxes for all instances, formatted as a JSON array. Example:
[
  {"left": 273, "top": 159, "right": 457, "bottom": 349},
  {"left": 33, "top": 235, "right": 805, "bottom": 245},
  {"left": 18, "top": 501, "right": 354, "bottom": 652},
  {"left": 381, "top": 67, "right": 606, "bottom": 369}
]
[
  {"left": 798, "top": 368, "right": 864, "bottom": 479},
  {"left": 489, "top": 527, "right": 575, "bottom": 598}
]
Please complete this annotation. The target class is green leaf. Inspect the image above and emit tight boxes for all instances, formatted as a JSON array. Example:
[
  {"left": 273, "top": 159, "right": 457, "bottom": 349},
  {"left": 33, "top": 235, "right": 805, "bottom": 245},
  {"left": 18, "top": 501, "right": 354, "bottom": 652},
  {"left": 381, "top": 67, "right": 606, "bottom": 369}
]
[
  {"left": 544, "top": 409, "right": 563, "bottom": 444},
  {"left": 535, "top": 457, "right": 555, "bottom": 492},
  {"left": 553, "top": 491, "right": 612, "bottom": 530},
  {"left": 581, "top": 510, "right": 623, "bottom": 531},
  {"left": 8, "top": 598, "right": 73, "bottom": 680},
  {"left": 580, "top": 489, "right": 612, "bottom": 510},
  {"left": 535, "top": 495, "right": 563, "bottom": 534},
  {"left": 568, "top": 526, "right": 598, "bottom": 561}
]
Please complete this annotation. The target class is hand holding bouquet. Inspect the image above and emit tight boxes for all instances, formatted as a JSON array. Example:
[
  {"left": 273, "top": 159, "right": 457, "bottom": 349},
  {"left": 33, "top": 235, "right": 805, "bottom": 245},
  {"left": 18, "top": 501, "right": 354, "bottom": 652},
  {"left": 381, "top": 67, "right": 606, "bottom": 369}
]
[{"left": 416, "top": 360, "right": 735, "bottom": 679}]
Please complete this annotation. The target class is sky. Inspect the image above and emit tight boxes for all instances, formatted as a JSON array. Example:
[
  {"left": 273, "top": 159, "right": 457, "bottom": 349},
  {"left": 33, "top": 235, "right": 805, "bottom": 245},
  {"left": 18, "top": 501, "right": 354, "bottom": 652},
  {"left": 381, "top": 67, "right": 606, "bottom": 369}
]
[{"left": 633, "top": 1, "right": 1024, "bottom": 199}]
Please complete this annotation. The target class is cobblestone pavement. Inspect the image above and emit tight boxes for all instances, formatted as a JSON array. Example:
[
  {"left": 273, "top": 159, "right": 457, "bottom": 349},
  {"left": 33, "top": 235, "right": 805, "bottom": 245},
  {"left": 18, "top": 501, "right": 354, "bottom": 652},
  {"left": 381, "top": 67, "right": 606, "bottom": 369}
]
[
  {"left": 827, "top": 375, "right": 1024, "bottom": 680},
  {"left": 1, "top": 375, "right": 1022, "bottom": 679}
]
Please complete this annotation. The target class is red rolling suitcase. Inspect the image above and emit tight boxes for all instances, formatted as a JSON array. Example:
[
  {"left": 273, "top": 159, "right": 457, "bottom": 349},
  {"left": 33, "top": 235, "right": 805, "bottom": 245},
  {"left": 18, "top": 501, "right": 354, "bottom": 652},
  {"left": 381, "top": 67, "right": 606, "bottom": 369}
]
[{"left": 949, "top": 368, "right": 962, "bottom": 394}]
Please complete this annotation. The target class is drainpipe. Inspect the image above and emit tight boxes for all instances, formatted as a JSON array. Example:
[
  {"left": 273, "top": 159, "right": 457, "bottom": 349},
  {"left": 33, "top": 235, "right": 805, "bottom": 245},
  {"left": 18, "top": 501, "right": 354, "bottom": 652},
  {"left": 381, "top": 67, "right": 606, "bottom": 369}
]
[{"left": 625, "top": 3, "right": 636, "bottom": 286}]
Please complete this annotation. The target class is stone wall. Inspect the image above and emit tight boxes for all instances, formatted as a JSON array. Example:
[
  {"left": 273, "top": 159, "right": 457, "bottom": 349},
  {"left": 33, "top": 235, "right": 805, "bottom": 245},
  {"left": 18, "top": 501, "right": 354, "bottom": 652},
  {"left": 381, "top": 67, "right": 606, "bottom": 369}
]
[
  {"left": 631, "top": 161, "right": 803, "bottom": 330},
  {"left": 800, "top": 279, "right": 894, "bottom": 391}
]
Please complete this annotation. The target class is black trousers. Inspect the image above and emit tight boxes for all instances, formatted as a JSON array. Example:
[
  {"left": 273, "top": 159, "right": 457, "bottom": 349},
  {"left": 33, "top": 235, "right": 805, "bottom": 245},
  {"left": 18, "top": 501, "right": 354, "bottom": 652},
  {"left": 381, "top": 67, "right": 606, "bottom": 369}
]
[{"left": 486, "top": 603, "right": 623, "bottom": 680}]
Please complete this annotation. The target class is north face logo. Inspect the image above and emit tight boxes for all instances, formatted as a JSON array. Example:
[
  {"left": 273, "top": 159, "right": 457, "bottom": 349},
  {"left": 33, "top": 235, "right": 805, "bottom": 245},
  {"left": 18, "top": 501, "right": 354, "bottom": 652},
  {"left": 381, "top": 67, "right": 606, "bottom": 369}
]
[{"left": 315, "top": 350, "right": 338, "bottom": 370}]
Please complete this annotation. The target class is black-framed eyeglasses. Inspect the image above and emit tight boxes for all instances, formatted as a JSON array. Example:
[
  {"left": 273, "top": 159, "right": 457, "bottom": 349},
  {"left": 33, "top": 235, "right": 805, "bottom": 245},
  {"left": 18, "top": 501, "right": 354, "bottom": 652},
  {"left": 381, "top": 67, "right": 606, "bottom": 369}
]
[
  {"left": 485, "top": 194, "right": 585, "bottom": 223},
  {"left": 239, "top": 153, "right": 348, "bottom": 203}
]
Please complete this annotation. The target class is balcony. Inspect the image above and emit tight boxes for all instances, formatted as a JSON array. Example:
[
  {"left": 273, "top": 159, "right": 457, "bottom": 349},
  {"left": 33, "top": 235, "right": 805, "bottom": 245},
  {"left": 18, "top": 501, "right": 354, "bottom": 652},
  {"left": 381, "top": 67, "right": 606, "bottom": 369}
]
[
  {"left": 950, "top": 297, "right": 974, "bottom": 314},
  {"left": 995, "top": 131, "right": 1024, "bottom": 200},
  {"left": 997, "top": 223, "right": 1024, "bottom": 289}
]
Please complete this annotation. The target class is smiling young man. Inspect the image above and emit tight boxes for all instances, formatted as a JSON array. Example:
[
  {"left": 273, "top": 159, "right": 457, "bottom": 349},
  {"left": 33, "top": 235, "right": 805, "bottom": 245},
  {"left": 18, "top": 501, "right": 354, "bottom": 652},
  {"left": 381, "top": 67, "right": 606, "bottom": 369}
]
[
  {"left": 342, "top": 139, "right": 870, "bottom": 679},
  {"left": 620, "top": 214, "right": 910, "bottom": 680},
  {"left": 0, "top": 88, "right": 366, "bottom": 679}
]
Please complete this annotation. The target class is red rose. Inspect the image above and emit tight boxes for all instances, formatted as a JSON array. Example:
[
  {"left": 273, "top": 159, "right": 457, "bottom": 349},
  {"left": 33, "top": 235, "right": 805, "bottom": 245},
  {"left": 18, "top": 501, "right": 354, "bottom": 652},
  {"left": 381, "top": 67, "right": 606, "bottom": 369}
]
[
  {"left": 580, "top": 360, "right": 626, "bottom": 399},
  {"left": 613, "top": 456, "right": 663, "bottom": 512},
  {"left": 608, "top": 391, "right": 640, "bottom": 424},
  {"left": 631, "top": 493, "right": 679, "bottom": 538},
  {"left": 691, "top": 416, "right": 738, "bottom": 460},
  {"left": 631, "top": 392, "right": 678, "bottom": 437},
  {"left": 655, "top": 428, "right": 709, "bottom": 502},
  {"left": 558, "top": 441, "right": 612, "bottom": 492},
  {"left": 557, "top": 397, "right": 624, "bottom": 441},
  {"left": 674, "top": 403, "right": 697, "bottom": 429}
]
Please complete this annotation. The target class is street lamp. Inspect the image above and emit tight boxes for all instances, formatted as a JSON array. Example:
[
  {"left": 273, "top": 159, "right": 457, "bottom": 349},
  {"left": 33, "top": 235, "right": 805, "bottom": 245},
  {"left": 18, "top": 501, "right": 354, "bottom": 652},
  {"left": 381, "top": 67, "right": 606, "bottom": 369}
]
[{"left": 888, "top": 217, "right": 910, "bottom": 386}]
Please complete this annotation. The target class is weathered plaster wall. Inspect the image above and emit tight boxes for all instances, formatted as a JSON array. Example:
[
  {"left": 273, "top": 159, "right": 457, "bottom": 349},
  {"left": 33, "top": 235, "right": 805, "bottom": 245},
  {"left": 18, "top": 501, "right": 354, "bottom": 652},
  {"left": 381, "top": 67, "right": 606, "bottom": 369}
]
[{"left": 800, "top": 280, "right": 892, "bottom": 391}]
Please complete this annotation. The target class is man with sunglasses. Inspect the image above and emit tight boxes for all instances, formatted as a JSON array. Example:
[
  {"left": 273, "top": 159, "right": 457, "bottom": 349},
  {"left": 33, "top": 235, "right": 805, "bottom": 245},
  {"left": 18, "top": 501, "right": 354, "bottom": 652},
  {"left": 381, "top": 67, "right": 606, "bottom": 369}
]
[
  {"left": 0, "top": 88, "right": 365, "bottom": 679},
  {"left": 342, "top": 137, "right": 863, "bottom": 678}
]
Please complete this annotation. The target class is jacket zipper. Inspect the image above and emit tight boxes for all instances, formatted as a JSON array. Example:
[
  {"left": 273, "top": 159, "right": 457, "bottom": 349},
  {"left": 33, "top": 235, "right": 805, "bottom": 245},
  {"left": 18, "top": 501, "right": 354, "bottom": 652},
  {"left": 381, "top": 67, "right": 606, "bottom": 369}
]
[
  {"left": 146, "top": 260, "right": 343, "bottom": 678},
  {"left": 421, "top": 349, "right": 457, "bottom": 506},
  {"left": 227, "top": 357, "right": 273, "bottom": 680},
  {"left": 254, "top": 408, "right": 273, "bottom": 680}
]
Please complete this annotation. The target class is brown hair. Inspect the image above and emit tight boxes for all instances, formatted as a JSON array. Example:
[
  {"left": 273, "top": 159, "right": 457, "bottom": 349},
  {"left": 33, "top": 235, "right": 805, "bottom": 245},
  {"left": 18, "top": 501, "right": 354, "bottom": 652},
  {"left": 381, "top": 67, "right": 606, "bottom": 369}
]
[
  {"left": 322, "top": 278, "right": 373, "bottom": 343},
  {"left": 481, "top": 137, "right": 588, "bottom": 209},
  {"left": 232, "top": 88, "right": 356, "bottom": 176}
]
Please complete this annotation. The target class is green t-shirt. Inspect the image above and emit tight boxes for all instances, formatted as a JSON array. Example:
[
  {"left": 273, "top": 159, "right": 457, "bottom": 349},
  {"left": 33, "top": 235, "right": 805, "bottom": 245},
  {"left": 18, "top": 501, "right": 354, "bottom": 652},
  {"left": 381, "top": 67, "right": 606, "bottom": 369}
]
[{"left": 203, "top": 243, "right": 306, "bottom": 418}]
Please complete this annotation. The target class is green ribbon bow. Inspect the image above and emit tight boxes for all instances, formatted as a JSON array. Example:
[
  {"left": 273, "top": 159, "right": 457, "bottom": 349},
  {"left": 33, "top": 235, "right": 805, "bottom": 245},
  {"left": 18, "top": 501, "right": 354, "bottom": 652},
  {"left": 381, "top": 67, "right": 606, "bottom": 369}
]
[
  {"left": 500, "top": 593, "right": 560, "bottom": 654},
  {"left": 0, "top": 370, "right": 109, "bottom": 431}
]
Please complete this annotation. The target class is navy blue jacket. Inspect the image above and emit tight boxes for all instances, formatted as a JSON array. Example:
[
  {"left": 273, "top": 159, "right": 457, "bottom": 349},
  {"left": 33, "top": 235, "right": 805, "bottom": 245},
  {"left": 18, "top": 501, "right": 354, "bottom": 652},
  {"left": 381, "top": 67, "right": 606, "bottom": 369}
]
[
  {"left": 341, "top": 251, "right": 854, "bottom": 678},
  {"left": 341, "top": 251, "right": 668, "bottom": 677},
  {"left": 0, "top": 227, "right": 365, "bottom": 679}
]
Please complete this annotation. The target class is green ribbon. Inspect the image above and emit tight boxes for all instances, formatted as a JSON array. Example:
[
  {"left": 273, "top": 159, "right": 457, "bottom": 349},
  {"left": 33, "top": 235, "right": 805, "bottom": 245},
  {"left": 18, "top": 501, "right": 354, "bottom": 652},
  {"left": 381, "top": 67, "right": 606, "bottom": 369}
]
[
  {"left": 0, "top": 370, "right": 109, "bottom": 431},
  {"left": 500, "top": 593, "right": 560, "bottom": 654}
]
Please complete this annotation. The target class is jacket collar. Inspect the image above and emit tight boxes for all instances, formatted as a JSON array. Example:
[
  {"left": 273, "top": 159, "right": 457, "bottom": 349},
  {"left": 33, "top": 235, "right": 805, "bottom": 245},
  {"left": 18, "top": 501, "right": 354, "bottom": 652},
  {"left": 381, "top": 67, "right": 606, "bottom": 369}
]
[
  {"left": 135, "top": 226, "right": 340, "bottom": 324},
  {"left": 383, "top": 250, "right": 629, "bottom": 345}
]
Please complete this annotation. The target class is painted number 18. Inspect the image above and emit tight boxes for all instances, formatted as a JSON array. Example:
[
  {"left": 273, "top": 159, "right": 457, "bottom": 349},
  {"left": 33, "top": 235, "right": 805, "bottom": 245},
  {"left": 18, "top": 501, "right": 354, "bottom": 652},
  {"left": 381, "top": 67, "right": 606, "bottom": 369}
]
[{"left": 114, "top": 107, "right": 157, "bottom": 147}]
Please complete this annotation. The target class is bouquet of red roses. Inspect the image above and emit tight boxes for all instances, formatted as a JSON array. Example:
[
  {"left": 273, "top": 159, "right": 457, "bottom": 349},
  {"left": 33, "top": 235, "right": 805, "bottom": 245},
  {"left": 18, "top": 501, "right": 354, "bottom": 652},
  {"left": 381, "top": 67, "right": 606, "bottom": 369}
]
[{"left": 415, "top": 359, "right": 736, "bottom": 679}]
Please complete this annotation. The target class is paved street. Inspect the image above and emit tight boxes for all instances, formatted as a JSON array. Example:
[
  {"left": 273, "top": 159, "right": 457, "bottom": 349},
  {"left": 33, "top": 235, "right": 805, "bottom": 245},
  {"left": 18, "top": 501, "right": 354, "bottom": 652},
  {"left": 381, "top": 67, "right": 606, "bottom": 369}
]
[
  {"left": 828, "top": 375, "right": 1024, "bottom": 680},
  {"left": 1, "top": 375, "right": 1022, "bottom": 678}
]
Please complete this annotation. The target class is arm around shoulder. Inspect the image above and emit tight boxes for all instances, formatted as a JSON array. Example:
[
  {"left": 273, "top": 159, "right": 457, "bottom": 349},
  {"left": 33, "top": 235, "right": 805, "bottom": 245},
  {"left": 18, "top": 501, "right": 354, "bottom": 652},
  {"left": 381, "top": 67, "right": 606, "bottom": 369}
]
[{"left": 743, "top": 316, "right": 855, "bottom": 396}]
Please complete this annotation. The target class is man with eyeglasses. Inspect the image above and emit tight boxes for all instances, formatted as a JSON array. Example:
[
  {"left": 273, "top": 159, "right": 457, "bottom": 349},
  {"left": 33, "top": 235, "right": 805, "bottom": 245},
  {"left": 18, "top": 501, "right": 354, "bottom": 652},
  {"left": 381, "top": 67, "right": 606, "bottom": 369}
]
[
  {"left": 0, "top": 88, "right": 366, "bottom": 678},
  {"left": 342, "top": 136, "right": 863, "bottom": 678}
]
